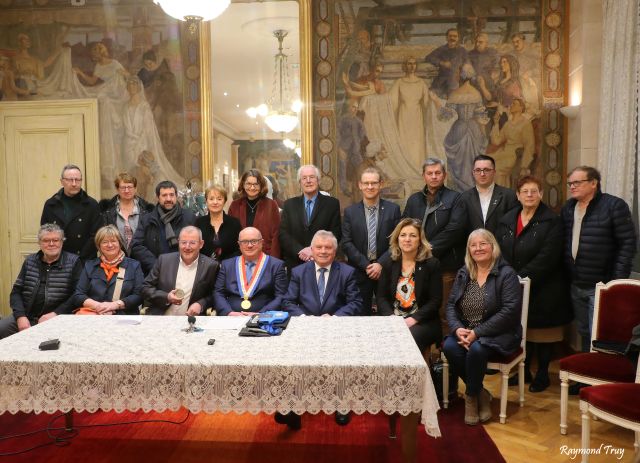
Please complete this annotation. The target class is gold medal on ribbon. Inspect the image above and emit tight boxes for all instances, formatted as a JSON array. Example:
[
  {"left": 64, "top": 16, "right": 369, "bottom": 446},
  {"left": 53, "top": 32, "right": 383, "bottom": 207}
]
[
  {"left": 241, "top": 298, "right": 252, "bottom": 310},
  {"left": 236, "top": 253, "right": 269, "bottom": 312}
]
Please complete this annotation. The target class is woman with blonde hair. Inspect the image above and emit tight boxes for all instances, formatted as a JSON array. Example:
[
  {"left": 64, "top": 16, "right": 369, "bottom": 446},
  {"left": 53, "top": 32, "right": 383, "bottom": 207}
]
[
  {"left": 377, "top": 218, "right": 443, "bottom": 351},
  {"left": 195, "top": 184, "right": 241, "bottom": 261},
  {"left": 443, "top": 228, "right": 522, "bottom": 426}
]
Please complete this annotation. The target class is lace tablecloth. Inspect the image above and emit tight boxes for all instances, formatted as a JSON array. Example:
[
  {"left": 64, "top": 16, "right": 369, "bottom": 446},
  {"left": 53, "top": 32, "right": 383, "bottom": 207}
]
[{"left": 0, "top": 315, "right": 440, "bottom": 437}]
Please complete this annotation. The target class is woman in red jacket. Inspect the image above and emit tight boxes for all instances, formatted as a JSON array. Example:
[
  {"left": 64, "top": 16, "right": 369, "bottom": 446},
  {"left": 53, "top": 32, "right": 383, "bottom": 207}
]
[{"left": 228, "top": 169, "right": 281, "bottom": 258}]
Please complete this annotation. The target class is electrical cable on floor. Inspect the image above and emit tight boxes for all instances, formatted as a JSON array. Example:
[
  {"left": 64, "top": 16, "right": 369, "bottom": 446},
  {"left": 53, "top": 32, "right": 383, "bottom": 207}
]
[{"left": 0, "top": 410, "right": 191, "bottom": 456}]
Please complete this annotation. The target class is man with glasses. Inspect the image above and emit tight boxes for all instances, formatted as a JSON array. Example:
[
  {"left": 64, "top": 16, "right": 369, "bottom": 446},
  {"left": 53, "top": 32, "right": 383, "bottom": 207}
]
[
  {"left": 0, "top": 224, "right": 82, "bottom": 339},
  {"left": 279, "top": 165, "right": 341, "bottom": 272},
  {"left": 131, "top": 180, "right": 196, "bottom": 275},
  {"left": 40, "top": 164, "right": 103, "bottom": 260},
  {"left": 213, "top": 227, "right": 287, "bottom": 316},
  {"left": 341, "top": 167, "right": 400, "bottom": 315},
  {"left": 142, "top": 226, "right": 218, "bottom": 316},
  {"left": 561, "top": 166, "right": 636, "bottom": 360},
  {"left": 457, "top": 154, "right": 518, "bottom": 236}
]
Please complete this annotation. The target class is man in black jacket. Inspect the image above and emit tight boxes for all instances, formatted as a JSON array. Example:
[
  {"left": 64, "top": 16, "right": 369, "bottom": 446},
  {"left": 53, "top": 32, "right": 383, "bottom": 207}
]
[
  {"left": 403, "top": 158, "right": 465, "bottom": 333},
  {"left": 279, "top": 165, "right": 341, "bottom": 272},
  {"left": 131, "top": 180, "right": 196, "bottom": 274},
  {"left": 0, "top": 224, "right": 82, "bottom": 339},
  {"left": 40, "top": 164, "right": 103, "bottom": 260},
  {"left": 561, "top": 166, "right": 637, "bottom": 353}
]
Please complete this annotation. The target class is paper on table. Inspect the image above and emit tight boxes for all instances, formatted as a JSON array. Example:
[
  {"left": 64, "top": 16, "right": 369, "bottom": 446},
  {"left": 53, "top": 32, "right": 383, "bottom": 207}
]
[
  {"left": 115, "top": 316, "right": 143, "bottom": 325},
  {"left": 197, "top": 317, "right": 248, "bottom": 330}
]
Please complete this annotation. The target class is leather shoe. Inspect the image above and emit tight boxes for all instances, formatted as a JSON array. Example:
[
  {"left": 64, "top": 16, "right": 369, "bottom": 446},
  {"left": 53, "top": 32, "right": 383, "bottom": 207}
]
[
  {"left": 568, "top": 382, "right": 586, "bottom": 396},
  {"left": 274, "top": 412, "right": 301, "bottom": 430},
  {"left": 335, "top": 412, "right": 351, "bottom": 426},
  {"left": 529, "top": 374, "right": 550, "bottom": 393},
  {"left": 508, "top": 370, "right": 533, "bottom": 386}
]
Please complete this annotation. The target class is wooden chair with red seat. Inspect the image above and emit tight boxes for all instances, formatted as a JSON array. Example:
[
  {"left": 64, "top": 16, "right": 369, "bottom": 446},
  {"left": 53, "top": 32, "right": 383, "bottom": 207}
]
[
  {"left": 578, "top": 358, "right": 640, "bottom": 462},
  {"left": 441, "top": 277, "right": 531, "bottom": 424},
  {"left": 559, "top": 278, "right": 640, "bottom": 435}
]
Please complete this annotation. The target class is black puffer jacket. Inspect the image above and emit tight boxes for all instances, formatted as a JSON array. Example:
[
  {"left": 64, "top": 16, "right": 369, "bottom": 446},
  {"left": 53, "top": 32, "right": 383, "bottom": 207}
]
[
  {"left": 40, "top": 189, "right": 103, "bottom": 260},
  {"left": 561, "top": 191, "right": 637, "bottom": 287},
  {"left": 496, "top": 203, "right": 572, "bottom": 329},
  {"left": 446, "top": 258, "right": 522, "bottom": 356},
  {"left": 9, "top": 251, "right": 82, "bottom": 321},
  {"left": 403, "top": 185, "right": 465, "bottom": 271}
]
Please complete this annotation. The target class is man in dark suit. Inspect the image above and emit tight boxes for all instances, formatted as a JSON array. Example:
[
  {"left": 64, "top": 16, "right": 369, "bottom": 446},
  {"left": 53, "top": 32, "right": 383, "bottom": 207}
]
[
  {"left": 213, "top": 227, "right": 288, "bottom": 316},
  {"left": 341, "top": 167, "right": 400, "bottom": 315},
  {"left": 279, "top": 165, "right": 341, "bottom": 272},
  {"left": 457, "top": 155, "right": 518, "bottom": 236},
  {"left": 403, "top": 158, "right": 465, "bottom": 334},
  {"left": 40, "top": 164, "right": 103, "bottom": 261},
  {"left": 278, "top": 230, "right": 363, "bottom": 429},
  {"left": 131, "top": 180, "right": 196, "bottom": 274},
  {"left": 142, "top": 226, "right": 218, "bottom": 316}
]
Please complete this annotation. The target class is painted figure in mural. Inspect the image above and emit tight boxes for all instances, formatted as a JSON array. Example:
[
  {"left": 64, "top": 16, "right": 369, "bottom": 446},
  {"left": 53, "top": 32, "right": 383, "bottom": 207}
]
[
  {"left": 493, "top": 54, "right": 523, "bottom": 111},
  {"left": 489, "top": 98, "right": 535, "bottom": 188},
  {"left": 510, "top": 33, "right": 541, "bottom": 118},
  {"left": 342, "top": 61, "right": 386, "bottom": 102},
  {"left": 435, "top": 64, "right": 489, "bottom": 192},
  {"left": 347, "top": 29, "right": 375, "bottom": 82},
  {"left": 468, "top": 33, "right": 499, "bottom": 106},
  {"left": 390, "top": 56, "right": 432, "bottom": 170},
  {"left": 424, "top": 28, "right": 469, "bottom": 99},
  {"left": 12, "top": 32, "right": 65, "bottom": 95},
  {"left": 123, "top": 76, "right": 184, "bottom": 200},
  {"left": 337, "top": 100, "right": 368, "bottom": 196},
  {"left": 0, "top": 56, "right": 30, "bottom": 100},
  {"left": 137, "top": 49, "right": 183, "bottom": 175}
]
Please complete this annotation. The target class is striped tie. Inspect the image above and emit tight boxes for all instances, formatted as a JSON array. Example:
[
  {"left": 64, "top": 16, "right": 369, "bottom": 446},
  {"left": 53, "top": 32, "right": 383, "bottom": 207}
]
[
  {"left": 318, "top": 268, "right": 326, "bottom": 303},
  {"left": 367, "top": 206, "right": 377, "bottom": 260}
]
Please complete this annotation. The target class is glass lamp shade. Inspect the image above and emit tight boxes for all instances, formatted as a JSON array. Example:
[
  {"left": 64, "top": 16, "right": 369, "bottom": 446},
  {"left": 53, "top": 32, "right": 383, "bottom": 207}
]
[
  {"left": 264, "top": 111, "right": 299, "bottom": 134},
  {"left": 153, "top": 0, "right": 230, "bottom": 21}
]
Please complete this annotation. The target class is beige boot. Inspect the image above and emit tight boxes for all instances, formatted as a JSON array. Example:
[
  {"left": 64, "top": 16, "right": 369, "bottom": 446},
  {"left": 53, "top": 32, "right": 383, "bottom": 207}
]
[
  {"left": 464, "top": 394, "right": 479, "bottom": 426},
  {"left": 479, "top": 388, "right": 493, "bottom": 423}
]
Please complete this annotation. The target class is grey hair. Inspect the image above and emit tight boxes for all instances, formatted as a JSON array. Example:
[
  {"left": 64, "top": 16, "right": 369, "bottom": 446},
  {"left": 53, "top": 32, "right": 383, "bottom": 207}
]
[
  {"left": 60, "top": 164, "right": 82, "bottom": 179},
  {"left": 297, "top": 165, "right": 321, "bottom": 182},
  {"left": 311, "top": 230, "right": 338, "bottom": 250},
  {"left": 422, "top": 157, "right": 446, "bottom": 174},
  {"left": 459, "top": 63, "right": 476, "bottom": 81},
  {"left": 179, "top": 225, "right": 203, "bottom": 240},
  {"left": 38, "top": 223, "right": 64, "bottom": 241}
]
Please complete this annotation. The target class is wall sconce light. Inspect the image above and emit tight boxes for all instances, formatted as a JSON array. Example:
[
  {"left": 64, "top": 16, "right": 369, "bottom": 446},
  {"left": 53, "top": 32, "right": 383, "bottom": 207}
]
[{"left": 559, "top": 105, "right": 581, "bottom": 119}]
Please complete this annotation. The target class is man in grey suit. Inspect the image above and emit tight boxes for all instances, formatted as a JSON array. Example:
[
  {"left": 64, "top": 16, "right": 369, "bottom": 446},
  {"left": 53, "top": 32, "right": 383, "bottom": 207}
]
[
  {"left": 142, "top": 226, "right": 218, "bottom": 316},
  {"left": 341, "top": 167, "right": 400, "bottom": 315},
  {"left": 457, "top": 155, "right": 518, "bottom": 236}
]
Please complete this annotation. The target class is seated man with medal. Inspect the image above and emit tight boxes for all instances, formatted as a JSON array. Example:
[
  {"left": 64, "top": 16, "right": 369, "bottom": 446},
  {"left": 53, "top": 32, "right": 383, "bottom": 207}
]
[{"left": 213, "top": 227, "right": 288, "bottom": 316}]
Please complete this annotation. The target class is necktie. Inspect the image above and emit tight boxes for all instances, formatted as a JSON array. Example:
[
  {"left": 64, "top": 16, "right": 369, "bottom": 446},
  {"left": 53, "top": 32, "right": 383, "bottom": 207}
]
[
  {"left": 306, "top": 199, "right": 313, "bottom": 224},
  {"left": 318, "top": 268, "right": 326, "bottom": 303},
  {"left": 367, "top": 206, "right": 378, "bottom": 260},
  {"left": 246, "top": 261, "right": 255, "bottom": 282}
]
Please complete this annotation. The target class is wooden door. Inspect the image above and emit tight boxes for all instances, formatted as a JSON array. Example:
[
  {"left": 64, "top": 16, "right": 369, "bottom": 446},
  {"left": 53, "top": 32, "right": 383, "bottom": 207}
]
[{"left": 0, "top": 99, "right": 100, "bottom": 315}]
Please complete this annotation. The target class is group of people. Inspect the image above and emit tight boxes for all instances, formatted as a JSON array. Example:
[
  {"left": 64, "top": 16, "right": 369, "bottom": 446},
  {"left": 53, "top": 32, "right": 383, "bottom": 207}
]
[{"left": 1, "top": 157, "right": 637, "bottom": 429}]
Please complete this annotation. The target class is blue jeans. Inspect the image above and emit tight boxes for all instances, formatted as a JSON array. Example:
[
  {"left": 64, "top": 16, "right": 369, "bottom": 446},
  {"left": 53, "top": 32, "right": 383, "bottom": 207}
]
[
  {"left": 442, "top": 335, "right": 497, "bottom": 397},
  {"left": 570, "top": 284, "right": 596, "bottom": 352}
]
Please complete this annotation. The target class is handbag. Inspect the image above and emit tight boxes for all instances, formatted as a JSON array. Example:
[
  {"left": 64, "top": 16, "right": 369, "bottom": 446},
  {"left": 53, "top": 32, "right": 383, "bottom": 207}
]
[
  {"left": 75, "top": 266, "right": 126, "bottom": 315},
  {"left": 429, "top": 358, "right": 458, "bottom": 404}
]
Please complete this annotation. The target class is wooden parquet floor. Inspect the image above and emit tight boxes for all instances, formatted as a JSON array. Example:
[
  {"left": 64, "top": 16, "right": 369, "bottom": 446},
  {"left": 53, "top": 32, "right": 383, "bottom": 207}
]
[{"left": 465, "top": 360, "right": 638, "bottom": 462}]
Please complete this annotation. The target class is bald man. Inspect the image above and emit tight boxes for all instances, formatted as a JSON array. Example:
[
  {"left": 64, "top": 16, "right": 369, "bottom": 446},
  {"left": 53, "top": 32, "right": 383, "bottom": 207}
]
[{"left": 213, "top": 227, "right": 288, "bottom": 316}]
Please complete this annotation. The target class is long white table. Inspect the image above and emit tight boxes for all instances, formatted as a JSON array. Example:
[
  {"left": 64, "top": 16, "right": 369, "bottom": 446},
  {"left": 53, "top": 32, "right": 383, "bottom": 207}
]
[{"left": 0, "top": 315, "right": 440, "bottom": 459}]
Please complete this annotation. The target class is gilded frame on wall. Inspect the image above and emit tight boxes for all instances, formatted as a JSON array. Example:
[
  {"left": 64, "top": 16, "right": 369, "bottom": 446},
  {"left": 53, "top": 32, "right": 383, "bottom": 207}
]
[{"left": 311, "top": 0, "right": 567, "bottom": 211}]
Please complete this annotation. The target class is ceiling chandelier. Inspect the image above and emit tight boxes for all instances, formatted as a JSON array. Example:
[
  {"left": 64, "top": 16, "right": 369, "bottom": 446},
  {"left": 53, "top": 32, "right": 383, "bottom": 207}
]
[
  {"left": 246, "top": 30, "right": 301, "bottom": 134},
  {"left": 153, "top": 0, "right": 230, "bottom": 33}
]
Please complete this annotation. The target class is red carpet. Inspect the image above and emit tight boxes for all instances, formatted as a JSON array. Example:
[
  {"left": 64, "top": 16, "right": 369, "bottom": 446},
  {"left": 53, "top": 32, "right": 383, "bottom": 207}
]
[{"left": 0, "top": 400, "right": 504, "bottom": 462}]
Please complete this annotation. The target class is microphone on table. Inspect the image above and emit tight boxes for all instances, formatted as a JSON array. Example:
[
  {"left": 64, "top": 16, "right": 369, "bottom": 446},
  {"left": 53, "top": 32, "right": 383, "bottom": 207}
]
[{"left": 184, "top": 315, "right": 197, "bottom": 333}]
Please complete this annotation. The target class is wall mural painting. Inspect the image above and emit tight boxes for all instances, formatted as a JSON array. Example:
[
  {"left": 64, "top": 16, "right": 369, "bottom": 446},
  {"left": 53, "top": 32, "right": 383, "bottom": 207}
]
[
  {"left": 236, "top": 140, "right": 302, "bottom": 208},
  {"left": 0, "top": 1, "right": 201, "bottom": 201},
  {"left": 313, "top": 0, "right": 566, "bottom": 211}
]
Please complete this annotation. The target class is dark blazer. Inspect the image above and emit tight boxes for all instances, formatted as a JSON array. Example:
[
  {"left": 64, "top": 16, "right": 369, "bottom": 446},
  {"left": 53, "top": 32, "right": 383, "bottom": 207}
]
[
  {"left": 41, "top": 188, "right": 103, "bottom": 260},
  {"left": 213, "top": 254, "right": 288, "bottom": 315},
  {"left": 228, "top": 197, "right": 281, "bottom": 258},
  {"left": 283, "top": 261, "right": 363, "bottom": 316},
  {"left": 446, "top": 259, "right": 522, "bottom": 356},
  {"left": 142, "top": 252, "right": 219, "bottom": 315},
  {"left": 341, "top": 199, "right": 400, "bottom": 270},
  {"left": 496, "top": 202, "right": 571, "bottom": 329},
  {"left": 130, "top": 205, "right": 196, "bottom": 274},
  {"left": 376, "top": 257, "right": 443, "bottom": 324},
  {"left": 279, "top": 193, "right": 341, "bottom": 270},
  {"left": 403, "top": 186, "right": 465, "bottom": 271},
  {"left": 71, "top": 257, "right": 144, "bottom": 315},
  {"left": 457, "top": 184, "right": 518, "bottom": 236},
  {"left": 195, "top": 212, "right": 241, "bottom": 261}
]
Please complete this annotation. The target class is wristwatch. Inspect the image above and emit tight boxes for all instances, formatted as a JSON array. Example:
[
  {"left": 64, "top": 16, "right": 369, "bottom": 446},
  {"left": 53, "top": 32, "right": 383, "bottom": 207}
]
[{"left": 116, "top": 300, "right": 125, "bottom": 310}]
